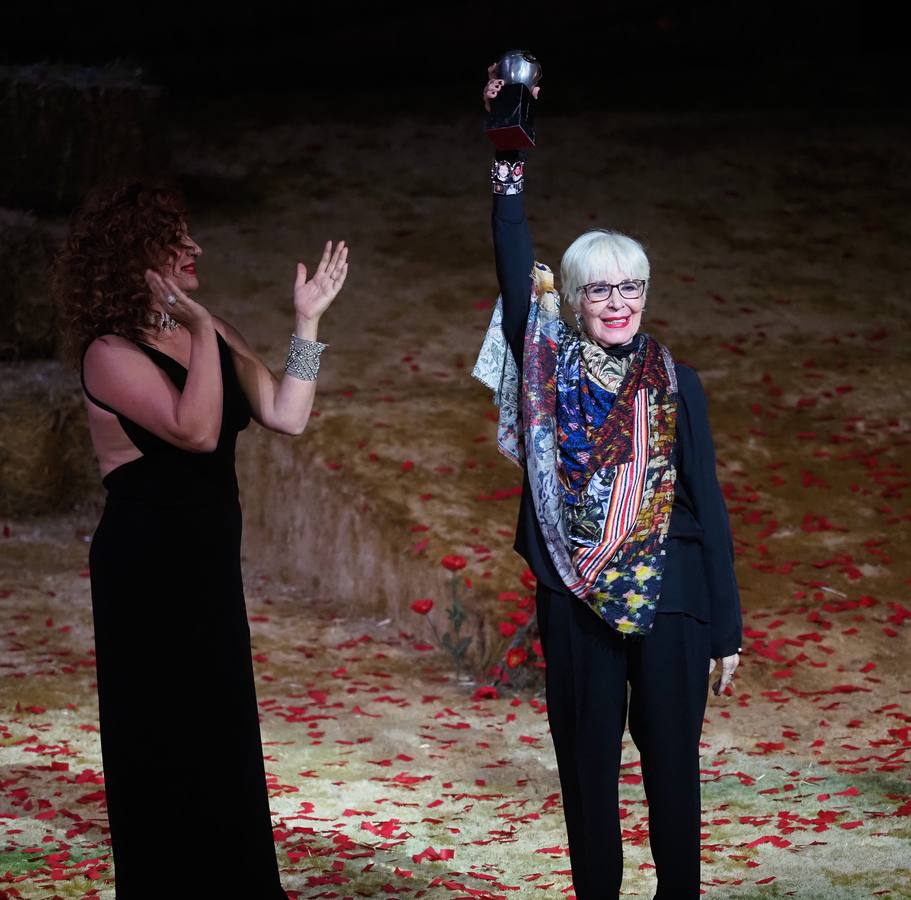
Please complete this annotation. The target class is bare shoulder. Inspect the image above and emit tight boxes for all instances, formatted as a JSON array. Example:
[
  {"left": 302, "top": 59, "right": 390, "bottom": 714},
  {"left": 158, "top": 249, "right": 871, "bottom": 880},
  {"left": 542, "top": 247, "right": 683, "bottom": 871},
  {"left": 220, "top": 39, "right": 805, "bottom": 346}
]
[
  {"left": 83, "top": 334, "right": 150, "bottom": 372},
  {"left": 82, "top": 334, "right": 171, "bottom": 392}
]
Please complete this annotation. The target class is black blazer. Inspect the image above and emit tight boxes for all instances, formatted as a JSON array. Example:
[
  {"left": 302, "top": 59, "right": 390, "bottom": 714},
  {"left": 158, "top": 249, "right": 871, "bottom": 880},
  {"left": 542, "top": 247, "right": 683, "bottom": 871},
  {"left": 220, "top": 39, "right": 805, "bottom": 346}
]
[{"left": 492, "top": 187, "right": 743, "bottom": 658}]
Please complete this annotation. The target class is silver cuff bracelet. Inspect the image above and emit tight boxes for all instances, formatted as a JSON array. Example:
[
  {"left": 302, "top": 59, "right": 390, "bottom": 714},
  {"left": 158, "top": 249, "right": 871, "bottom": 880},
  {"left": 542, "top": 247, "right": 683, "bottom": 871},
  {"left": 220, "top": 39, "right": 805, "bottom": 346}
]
[{"left": 285, "top": 333, "right": 327, "bottom": 381}]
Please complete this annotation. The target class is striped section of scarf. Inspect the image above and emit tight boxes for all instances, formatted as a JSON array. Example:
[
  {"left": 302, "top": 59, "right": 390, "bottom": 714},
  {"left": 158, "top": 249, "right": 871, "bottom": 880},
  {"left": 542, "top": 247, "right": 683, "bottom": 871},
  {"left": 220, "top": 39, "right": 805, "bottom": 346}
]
[{"left": 569, "top": 387, "right": 649, "bottom": 592}]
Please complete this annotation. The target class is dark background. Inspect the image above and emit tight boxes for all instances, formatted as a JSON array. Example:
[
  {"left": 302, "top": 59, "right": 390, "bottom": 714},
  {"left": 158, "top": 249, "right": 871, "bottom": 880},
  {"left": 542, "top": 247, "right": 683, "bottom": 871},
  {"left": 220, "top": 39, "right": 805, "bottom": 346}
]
[{"left": 3, "top": 1, "right": 903, "bottom": 118}]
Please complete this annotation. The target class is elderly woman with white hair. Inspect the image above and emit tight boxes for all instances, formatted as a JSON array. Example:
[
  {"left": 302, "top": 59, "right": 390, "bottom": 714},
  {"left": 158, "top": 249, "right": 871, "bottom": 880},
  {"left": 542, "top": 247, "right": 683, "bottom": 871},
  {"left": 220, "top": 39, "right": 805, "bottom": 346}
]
[{"left": 474, "top": 74, "right": 743, "bottom": 899}]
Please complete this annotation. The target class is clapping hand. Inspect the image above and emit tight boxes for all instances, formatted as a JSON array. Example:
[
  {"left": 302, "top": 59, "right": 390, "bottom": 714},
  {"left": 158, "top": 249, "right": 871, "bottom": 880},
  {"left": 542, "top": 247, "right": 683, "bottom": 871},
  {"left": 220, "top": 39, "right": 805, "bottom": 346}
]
[
  {"left": 293, "top": 240, "right": 349, "bottom": 322},
  {"left": 144, "top": 269, "right": 212, "bottom": 333},
  {"left": 709, "top": 653, "right": 740, "bottom": 695}
]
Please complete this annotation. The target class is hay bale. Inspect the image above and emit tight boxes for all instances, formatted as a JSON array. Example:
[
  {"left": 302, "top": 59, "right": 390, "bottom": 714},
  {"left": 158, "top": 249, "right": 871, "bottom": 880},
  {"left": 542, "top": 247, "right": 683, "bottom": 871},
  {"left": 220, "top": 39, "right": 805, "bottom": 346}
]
[
  {"left": 0, "top": 361, "right": 100, "bottom": 517},
  {"left": 0, "top": 62, "right": 167, "bottom": 213},
  {"left": 0, "top": 208, "right": 59, "bottom": 361}
]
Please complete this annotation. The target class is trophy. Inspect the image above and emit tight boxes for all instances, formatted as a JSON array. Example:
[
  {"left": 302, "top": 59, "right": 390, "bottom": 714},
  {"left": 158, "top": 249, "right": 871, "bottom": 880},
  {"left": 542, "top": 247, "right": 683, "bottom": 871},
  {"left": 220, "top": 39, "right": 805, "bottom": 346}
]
[{"left": 486, "top": 50, "right": 541, "bottom": 150}]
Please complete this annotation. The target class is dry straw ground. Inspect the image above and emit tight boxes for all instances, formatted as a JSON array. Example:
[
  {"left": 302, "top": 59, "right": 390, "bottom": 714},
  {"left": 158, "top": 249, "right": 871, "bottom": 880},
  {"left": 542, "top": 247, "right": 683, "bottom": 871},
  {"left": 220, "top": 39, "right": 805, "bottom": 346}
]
[{"left": 1, "top": 103, "right": 909, "bottom": 897}]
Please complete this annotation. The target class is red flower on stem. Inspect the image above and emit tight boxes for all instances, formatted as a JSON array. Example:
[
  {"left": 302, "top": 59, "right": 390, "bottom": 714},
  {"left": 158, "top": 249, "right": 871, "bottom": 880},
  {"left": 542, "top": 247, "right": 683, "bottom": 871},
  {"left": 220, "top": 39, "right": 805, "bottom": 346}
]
[
  {"left": 499, "top": 621, "right": 517, "bottom": 638},
  {"left": 506, "top": 647, "right": 528, "bottom": 668},
  {"left": 441, "top": 555, "right": 467, "bottom": 572},
  {"left": 410, "top": 599, "right": 433, "bottom": 615}
]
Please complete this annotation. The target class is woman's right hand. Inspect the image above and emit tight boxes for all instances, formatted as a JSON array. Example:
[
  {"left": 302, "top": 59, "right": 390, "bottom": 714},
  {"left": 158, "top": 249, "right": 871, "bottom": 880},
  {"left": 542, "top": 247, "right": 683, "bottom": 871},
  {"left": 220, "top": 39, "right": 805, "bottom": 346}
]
[
  {"left": 483, "top": 62, "right": 504, "bottom": 112},
  {"left": 482, "top": 61, "right": 541, "bottom": 111},
  {"left": 144, "top": 269, "right": 213, "bottom": 334}
]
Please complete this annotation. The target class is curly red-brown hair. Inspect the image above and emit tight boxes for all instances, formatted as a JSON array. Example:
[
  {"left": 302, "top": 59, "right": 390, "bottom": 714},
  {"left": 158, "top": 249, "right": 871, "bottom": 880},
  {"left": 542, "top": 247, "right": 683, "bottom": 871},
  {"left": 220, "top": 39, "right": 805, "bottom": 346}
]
[{"left": 53, "top": 179, "right": 190, "bottom": 369}]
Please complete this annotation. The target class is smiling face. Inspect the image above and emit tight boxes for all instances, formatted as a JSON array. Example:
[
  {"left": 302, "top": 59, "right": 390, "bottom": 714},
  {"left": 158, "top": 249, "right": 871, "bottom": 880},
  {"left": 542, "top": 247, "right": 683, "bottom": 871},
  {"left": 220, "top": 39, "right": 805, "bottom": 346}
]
[
  {"left": 578, "top": 276, "right": 646, "bottom": 347},
  {"left": 560, "top": 229, "right": 651, "bottom": 349},
  {"left": 159, "top": 224, "right": 202, "bottom": 293}
]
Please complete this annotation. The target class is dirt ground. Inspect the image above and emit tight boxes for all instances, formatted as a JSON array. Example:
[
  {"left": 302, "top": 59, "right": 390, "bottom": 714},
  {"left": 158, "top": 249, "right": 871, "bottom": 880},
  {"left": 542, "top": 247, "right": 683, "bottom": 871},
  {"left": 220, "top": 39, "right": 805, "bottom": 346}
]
[{"left": 1, "top": 101, "right": 909, "bottom": 897}]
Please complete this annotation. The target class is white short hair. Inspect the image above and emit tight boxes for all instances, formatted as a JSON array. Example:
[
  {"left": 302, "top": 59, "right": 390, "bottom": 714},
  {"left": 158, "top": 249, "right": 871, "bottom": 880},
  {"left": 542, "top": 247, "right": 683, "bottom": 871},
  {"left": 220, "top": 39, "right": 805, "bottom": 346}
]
[{"left": 560, "top": 229, "right": 650, "bottom": 312}]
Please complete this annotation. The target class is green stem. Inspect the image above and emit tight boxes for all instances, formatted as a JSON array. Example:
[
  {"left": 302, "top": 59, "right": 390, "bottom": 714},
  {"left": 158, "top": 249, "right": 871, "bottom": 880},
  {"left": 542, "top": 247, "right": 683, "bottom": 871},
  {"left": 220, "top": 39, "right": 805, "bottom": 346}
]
[{"left": 491, "top": 611, "right": 540, "bottom": 687}]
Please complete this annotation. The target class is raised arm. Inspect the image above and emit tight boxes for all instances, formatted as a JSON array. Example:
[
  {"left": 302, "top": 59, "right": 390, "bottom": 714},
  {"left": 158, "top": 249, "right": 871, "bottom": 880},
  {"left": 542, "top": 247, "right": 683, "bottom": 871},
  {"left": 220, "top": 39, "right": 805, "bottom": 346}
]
[
  {"left": 492, "top": 158, "right": 534, "bottom": 369},
  {"left": 485, "top": 70, "right": 538, "bottom": 369},
  {"left": 217, "top": 240, "right": 348, "bottom": 436}
]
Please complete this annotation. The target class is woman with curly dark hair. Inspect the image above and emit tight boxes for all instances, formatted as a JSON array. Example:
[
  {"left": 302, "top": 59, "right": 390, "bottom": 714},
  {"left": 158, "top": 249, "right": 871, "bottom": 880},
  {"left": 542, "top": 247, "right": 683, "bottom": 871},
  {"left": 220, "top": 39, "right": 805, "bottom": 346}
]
[{"left": 54, "top": 180, "right": 348, "bottom": 897}]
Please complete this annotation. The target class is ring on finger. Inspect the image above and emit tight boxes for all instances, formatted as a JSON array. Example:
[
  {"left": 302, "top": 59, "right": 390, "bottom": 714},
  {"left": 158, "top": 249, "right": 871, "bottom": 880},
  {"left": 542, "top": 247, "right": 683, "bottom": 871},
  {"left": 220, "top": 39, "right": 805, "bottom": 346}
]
[{"left": 166, "top": 294, "right": 177, "bottom": 306}]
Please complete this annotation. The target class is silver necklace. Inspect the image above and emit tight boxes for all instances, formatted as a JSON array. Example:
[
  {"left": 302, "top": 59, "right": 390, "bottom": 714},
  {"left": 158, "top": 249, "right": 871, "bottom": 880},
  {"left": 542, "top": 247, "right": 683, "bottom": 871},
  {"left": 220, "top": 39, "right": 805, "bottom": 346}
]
[{"left": 158, "top": 311, "right": 179, "bottom": 332}]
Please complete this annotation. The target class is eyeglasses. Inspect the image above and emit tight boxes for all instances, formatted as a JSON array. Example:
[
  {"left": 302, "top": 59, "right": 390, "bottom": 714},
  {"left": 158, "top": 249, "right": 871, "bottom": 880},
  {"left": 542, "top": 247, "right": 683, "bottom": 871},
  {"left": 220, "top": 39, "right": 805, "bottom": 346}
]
[{"left": 577, "top": 279, "right": 647, "bottom": 304}]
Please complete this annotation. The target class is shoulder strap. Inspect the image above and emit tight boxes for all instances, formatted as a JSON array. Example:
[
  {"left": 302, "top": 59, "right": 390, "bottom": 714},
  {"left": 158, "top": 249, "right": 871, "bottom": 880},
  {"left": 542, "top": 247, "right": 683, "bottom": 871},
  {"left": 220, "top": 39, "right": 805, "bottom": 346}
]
[
  {"left": 80, "top": 344, "right": 124, "bottom": 416},
  {"left": 134, "top": 340, "right": 184, "bottom": 370},
  {"left": 135, "top": 330, "right": 228, "bottom": 369}
]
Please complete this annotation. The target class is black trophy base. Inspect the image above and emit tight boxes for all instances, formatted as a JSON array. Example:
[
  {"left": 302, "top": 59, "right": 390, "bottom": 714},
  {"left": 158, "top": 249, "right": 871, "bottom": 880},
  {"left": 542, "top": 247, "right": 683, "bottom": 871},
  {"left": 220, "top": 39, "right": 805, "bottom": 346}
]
[{"left": 486, "top": 83, "right": 536, "bottom": 150}]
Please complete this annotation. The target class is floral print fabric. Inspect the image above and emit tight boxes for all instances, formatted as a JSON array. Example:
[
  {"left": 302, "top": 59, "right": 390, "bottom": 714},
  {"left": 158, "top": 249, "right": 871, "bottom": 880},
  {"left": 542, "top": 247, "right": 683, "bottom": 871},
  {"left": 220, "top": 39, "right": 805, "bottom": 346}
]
[{"left": 473, "top": 262, "right": 679, "bottom": 636}]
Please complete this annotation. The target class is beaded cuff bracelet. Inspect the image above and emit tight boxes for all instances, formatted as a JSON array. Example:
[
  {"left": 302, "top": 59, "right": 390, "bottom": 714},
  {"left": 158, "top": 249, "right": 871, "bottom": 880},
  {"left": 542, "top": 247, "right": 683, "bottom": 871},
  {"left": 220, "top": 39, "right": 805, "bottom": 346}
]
[{"left": 285, "top": 333, "right": 328, "bottom": 381}]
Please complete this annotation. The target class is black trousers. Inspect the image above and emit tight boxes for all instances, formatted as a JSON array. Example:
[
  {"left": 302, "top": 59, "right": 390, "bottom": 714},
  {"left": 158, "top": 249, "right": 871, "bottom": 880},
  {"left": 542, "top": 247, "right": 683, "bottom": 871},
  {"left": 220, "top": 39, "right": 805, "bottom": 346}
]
[{"left": 536, "top": 584, "right": 711, "bottom": 900}]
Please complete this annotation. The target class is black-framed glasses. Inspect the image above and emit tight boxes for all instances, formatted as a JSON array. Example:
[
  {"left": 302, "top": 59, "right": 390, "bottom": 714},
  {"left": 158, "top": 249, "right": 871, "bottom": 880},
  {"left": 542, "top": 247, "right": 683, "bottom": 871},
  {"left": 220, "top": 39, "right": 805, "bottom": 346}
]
[{"left": 577, "top": 279, "right": 647, "bottom": 304}]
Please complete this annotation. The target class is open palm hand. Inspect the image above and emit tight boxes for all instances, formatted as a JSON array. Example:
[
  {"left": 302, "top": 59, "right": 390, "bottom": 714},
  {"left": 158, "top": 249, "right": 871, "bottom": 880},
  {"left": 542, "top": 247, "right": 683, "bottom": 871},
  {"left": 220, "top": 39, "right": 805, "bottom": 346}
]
[{"left": 294, "top": 240, "right": 349, "bottom": 321}]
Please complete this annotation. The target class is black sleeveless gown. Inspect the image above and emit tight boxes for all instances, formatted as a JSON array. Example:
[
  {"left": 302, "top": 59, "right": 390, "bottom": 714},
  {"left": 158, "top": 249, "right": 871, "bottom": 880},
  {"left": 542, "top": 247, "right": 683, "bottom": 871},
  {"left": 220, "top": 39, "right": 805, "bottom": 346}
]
[{"left": 80, "top": 332, "right": 287, "bottom": 898}]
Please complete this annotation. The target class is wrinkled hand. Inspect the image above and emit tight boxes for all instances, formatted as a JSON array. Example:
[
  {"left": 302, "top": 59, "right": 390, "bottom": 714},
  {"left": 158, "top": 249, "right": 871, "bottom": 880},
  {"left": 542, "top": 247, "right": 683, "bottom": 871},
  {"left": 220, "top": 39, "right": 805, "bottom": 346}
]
[
  {"left": 293, "top": 240, "right": 349, "bottom": 322},
  {"left": 709, "top": 653, "right": 740, "bottom": 696},
  {"left": 483, "top": 61, "right": 541, "bottom": 112}
]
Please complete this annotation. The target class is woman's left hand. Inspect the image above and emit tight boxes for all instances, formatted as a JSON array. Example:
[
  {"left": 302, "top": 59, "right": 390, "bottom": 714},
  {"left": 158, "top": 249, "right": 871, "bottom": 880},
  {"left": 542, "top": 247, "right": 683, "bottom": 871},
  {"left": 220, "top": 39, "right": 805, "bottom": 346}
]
[
  {"left": 709, "top": 652, "right": 740, "bottom": 695},
  {"left": 294, "top": 240, "right": 349, "bottom": 322}
]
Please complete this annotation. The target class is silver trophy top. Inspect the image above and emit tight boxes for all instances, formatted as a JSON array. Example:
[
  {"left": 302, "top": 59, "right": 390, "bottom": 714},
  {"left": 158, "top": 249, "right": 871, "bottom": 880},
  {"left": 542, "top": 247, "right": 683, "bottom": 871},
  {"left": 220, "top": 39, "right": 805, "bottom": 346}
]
[{"left": 496, "top": 51, "right": 542, "bottom": 90}]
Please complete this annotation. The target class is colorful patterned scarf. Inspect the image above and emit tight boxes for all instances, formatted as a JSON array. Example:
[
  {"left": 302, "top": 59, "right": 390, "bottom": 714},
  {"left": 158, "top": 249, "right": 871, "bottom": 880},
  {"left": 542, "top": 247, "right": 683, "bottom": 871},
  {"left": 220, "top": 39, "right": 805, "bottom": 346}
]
[{"left": 473, "top": 262, "right": 678, "bottom": 636}]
